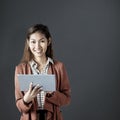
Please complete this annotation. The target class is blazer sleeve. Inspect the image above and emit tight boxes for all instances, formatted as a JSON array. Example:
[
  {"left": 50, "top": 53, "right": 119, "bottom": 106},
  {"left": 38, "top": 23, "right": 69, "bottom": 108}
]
[
  {"left": 14, "top": 65, "right": 33, "bottom": 113},
  {"left": 45, "top": 62, "right": 71, "bottom": 107}
]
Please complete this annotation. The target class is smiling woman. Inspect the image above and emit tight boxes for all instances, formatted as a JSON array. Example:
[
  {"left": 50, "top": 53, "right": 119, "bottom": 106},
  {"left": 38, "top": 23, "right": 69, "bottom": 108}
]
[
  {"left": 14, "top": 24, "right": 71, "bottom": 120},
  {"left": 28, "top": 32, "right": 50, "bottom": 71}
]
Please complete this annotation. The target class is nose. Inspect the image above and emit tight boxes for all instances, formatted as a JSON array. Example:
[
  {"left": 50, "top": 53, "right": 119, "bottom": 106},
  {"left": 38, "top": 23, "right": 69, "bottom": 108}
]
[{"left": 35, "top": 42, "right": 41, "bottom": 49}]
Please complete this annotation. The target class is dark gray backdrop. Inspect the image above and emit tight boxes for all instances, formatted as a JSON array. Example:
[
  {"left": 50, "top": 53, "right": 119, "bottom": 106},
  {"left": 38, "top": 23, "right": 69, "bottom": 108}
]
[{"left": 0, "top": 0, "right": 120, "bottom": 120}]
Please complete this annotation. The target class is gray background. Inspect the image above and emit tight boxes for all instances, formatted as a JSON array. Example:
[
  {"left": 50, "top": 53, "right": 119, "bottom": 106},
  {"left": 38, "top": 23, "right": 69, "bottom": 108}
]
[{"left": 0, "top": 0, "right": 120, "bottom": 120}]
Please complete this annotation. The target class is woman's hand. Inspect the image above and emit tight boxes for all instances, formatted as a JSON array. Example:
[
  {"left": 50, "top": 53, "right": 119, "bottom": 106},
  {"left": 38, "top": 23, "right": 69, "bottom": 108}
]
[{"left": 23, "top": 82, "right": 42, "bottom": 104}]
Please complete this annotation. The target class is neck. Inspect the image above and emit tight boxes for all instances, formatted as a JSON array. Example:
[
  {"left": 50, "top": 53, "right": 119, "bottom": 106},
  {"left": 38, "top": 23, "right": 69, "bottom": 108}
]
[{"left": 34, "top": 56, "right": 47, "bottom": 66}]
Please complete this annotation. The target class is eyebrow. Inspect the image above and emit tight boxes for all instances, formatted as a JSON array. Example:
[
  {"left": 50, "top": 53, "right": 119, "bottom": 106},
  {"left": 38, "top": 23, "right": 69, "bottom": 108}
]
[{"left": 30, "top": 38, "right": 45, "bottom": 41}]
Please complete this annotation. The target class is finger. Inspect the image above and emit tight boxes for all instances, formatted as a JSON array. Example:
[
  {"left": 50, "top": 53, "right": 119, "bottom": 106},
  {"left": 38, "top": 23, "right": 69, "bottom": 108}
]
[
  {"left": 28, "top": 82, "right": 33, "bottom": 93},
  {"left": 35, "top": 84, "right": 43, "bottom": 90},
  {"left": 32, "top": 84, "right": 40, "bottom": 93},
  {"left": 37, "top": 87, "right": 43, "bottom": 93},
  {"left": 31, "top": 84, "right": 43, "bottom": 95}
]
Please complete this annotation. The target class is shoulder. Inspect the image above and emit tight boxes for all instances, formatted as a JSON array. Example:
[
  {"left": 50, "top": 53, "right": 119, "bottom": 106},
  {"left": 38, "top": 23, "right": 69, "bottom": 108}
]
[
  {"left": 15, "top": 62, "right": 30, "bottom": 71},
  {"left": 52, "top": 59, "right": 66, "bottom": 71},
  {"left": 52, "top": 60, "right": 68, "bottom": 78},
  {"left": 15, "top": 62, "right": 31, "bottom": 74},
  {"left": 53, "top": 60, "right": 64, "bottom": 67},
  {"left": 16, "top": 62, "right": 29, "bottom": 68}
]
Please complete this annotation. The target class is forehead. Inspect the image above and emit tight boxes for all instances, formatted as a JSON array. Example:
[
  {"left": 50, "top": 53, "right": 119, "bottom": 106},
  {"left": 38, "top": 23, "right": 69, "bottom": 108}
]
[{"left": 29, "top": 32, "right": 46, "bottom": 40}]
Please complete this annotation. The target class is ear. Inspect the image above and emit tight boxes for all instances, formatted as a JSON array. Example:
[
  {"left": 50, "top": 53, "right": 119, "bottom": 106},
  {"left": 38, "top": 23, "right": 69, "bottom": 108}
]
[{"left": 48, "top": 37, "right": 51, "bottom": 46}]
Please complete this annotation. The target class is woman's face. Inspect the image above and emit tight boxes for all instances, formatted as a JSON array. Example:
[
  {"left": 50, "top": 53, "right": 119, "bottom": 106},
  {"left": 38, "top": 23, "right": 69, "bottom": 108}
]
[{"left": 28, "top": 32, "right": 49, "bottom": 59}]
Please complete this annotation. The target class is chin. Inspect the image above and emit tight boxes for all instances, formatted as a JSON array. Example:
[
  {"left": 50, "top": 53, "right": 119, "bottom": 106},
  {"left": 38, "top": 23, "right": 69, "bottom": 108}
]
[{"left": 35, "top": 54, "right": 44, "bottom": 58}]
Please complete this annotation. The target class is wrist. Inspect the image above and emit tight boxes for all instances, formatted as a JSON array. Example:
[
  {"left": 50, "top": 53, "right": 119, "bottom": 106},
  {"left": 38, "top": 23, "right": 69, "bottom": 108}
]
[{"left": 23, "top": 98, "right": 32, "bottom": 106}]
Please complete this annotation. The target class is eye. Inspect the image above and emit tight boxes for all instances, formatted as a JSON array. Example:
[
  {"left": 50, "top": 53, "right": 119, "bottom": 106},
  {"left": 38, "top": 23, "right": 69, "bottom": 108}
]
[
  {"left": 41, "top": 39, "right": 45, "bottom": 43},
  {"left": 41, "top": 40, "right": 45, "bottom": 43},
  {"left": 30, "top": 40, "right": 36, "bottom": 44}
]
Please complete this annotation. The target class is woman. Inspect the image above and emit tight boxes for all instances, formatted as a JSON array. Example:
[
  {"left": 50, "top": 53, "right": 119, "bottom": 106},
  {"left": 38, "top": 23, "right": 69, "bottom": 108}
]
[{"left": 14, "top": 24, "right": 71, "bottom": 120}]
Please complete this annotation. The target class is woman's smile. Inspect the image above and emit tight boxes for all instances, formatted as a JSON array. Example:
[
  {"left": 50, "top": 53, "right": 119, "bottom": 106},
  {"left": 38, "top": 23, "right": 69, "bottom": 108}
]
[{"left": 28, "top": 32, "right": 48, "bottom": 59}]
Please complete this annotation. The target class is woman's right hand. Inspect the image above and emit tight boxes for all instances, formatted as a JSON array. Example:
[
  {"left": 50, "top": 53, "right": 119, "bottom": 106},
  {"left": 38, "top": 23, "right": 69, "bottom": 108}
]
[{"left": 23, "top": 82, "right": 42, "bottom": 104}]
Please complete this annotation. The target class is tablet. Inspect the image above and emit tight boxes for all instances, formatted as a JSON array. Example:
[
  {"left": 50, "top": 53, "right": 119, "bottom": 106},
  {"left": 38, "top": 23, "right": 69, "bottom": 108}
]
[{"left": 17, "top": 74, "right": 56, "bottom": 92}]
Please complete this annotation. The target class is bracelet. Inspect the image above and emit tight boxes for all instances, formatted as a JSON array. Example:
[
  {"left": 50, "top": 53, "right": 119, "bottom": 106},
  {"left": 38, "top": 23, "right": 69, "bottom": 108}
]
[{"left": 23, "top": 99, "right": 32, "bottom": 106}]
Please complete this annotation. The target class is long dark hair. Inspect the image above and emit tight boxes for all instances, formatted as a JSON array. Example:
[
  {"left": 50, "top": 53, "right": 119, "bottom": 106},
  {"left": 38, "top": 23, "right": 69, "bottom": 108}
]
[{"left": 21, "top": 24, "right": 53, "bottom": 63}]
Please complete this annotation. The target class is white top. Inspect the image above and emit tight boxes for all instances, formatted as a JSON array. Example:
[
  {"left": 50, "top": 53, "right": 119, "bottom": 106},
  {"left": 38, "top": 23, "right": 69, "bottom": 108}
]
[{"left": 29, "top": 57, "right": 54, "bottom": 110}]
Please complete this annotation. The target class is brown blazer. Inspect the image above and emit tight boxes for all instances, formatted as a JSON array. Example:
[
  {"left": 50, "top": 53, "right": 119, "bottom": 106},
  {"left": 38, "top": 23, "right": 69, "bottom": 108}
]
[{"left": 14, "top": 60, "right": 71, "bottom": 120}]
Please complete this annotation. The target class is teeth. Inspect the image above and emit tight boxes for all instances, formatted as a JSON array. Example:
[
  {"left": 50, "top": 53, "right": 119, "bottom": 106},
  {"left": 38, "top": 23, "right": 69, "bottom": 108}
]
[{"left": 35, "top": 50, "right": 41, "bottom": 52}]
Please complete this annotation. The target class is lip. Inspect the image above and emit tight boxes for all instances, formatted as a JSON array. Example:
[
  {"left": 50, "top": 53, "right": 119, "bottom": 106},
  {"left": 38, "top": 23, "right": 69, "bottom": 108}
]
[
  {"left": 34, "top": 50, "right": 42, "bottom": 52},
  {"left": 35, "top": 50, "right": 42, "bottom": 54},
  {"left": 36, "top": 51, "right": 41, "bottom": 52},
  {"left": 36, "top": 51, "right": 41, "bottom": 53}
]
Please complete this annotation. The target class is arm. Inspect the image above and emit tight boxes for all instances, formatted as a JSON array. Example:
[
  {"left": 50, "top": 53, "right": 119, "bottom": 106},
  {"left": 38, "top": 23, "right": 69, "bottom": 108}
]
[
  {"left": 45, "top": 62, "right": 71, "bottom": 107},
  {"left": 14, "top": 66, "right": 33, "bottom": 113}
]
